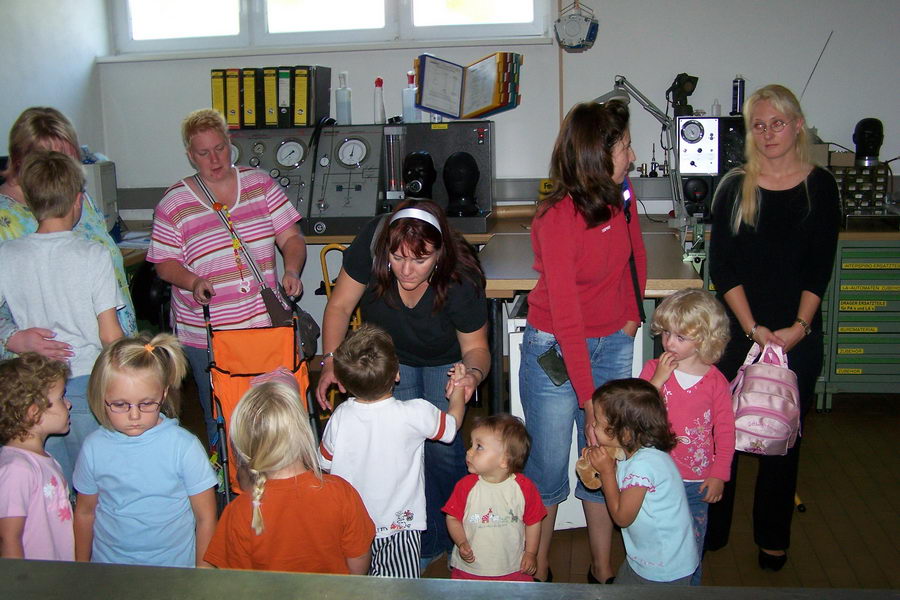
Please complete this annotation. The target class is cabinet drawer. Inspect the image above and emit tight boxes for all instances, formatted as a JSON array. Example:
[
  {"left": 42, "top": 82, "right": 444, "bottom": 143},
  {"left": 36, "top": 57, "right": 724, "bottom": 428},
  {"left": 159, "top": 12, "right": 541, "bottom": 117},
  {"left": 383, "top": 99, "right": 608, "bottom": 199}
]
[{"left": 835, "top": 314, "right": 900, "bottom": 334}]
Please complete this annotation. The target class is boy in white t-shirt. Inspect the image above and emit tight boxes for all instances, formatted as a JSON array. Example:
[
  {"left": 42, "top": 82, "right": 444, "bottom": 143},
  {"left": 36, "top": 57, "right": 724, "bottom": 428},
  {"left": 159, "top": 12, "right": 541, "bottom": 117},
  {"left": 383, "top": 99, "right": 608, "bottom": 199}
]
[
  {"left": 0, "top": 152, "right": 123, "bottom": 488},
  {"left": 319, "top": 324, "right": 467, "bottom": 578}
]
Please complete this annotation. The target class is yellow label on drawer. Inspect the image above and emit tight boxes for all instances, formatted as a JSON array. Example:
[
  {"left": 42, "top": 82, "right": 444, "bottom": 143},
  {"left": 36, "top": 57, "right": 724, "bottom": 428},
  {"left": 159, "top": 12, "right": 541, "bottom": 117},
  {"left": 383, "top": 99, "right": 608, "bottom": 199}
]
[
  {"left": 841, "top": 285, "right": 900, "bottom": 291},
  {"left": 836, "top": 368, "right": 863, "bottom": 374},
  {"left": 842, "top": 262, "right": 900, "bottom": 269},
  {"left": 840, "top": 301, "right": 887, "bottom": 310},
  {"left": 838, "top": 326, "right": 878, "bottom": 333},
  {"left": 837, "top": 348, "right": 864, "bottom": 354}
]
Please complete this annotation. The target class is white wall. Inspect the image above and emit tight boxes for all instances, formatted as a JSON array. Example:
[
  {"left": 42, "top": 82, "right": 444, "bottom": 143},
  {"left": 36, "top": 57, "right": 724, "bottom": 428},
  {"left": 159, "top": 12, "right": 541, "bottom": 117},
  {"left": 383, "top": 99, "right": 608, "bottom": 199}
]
[
  {"left": 95, "top": 0, "right": 898, "bottom": 190},
  {"left": 0, "top": 0, "right": 109, "bottom": 157}
]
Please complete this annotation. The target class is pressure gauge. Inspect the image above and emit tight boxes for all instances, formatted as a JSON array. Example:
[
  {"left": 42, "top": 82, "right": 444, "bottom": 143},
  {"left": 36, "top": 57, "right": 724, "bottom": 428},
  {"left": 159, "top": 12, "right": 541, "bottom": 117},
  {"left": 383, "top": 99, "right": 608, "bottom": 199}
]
[
  {"left": 230, "top": 143, "right": 240, "bottom": 165},
  {"left": 319, "top": 156, "right": 330, "bottom": 167},
  {"left": 276, "top": 139, "right": 306, "bottom": 168},
  {"left": 251, "top": 142, "right": 265, "bottom": 155},
  {"left": 337, "top": 138, "right": 369, "bottom": 168},
  {"left": 248, "top": 156, "right": 260, "bottom": 168},
  {"left": 680, "top": 120, "right": 705, "bottom": 144}
]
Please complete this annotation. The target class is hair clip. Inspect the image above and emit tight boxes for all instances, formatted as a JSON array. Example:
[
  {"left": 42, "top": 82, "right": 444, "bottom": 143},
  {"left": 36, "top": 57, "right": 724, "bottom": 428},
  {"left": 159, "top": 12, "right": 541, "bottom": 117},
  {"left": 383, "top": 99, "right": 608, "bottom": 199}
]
[{"left": 144, "top": 343, "right": 156, "bottom": 353}]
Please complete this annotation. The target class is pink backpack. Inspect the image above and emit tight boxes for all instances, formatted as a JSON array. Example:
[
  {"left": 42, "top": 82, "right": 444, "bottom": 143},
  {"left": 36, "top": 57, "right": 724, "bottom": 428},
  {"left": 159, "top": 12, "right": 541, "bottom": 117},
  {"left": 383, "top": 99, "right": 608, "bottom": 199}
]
[{"left": 731, "top": 343, "right": 800, "bottom": 456}]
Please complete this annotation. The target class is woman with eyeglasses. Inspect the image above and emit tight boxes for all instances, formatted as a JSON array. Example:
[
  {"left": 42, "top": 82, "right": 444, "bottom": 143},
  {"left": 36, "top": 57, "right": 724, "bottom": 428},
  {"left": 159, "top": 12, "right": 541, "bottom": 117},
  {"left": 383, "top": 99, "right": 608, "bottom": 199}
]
[{"left": 706, "top": 85, "right": 840, "bottom": 571}]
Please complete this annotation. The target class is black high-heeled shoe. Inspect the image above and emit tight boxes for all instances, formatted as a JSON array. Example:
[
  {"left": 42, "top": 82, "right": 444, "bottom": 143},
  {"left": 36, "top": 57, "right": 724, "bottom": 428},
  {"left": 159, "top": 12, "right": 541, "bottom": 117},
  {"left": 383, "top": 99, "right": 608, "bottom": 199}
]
[
  {"left": 758, "top": 549, "right": 788, "bottom": 572},
  {"left": 587, "top": 567, "right": 615, "bottom": 584}
]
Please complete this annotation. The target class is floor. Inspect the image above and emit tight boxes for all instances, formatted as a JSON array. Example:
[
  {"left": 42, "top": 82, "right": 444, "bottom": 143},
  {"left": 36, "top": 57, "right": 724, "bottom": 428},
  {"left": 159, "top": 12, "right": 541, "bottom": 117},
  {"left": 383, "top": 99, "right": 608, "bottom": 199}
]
[{"left": 181, "top": 372, "right": 899, "bottom": 590}]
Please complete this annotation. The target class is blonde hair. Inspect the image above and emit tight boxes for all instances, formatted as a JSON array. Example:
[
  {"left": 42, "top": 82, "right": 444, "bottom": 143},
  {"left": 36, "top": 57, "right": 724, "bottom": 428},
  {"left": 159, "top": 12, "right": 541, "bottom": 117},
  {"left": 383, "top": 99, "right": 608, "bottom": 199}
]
[
  {"left": 651, "top": 288, "right": 730, "bottom": 365},
  {"left": 19, "top": 151, "right": 84, "bottom": 221},
  {"left": 181, "top": 108, "right": 228, "bottom": 149},
  {"left": 88, "top": 333, "right": 188, "bottom": 429},
  {"left": 4, "top": 107, "right": 80, "bottom": 180},
  {"left": 230, "top": 381, "right": 321, "bottom": 535},
  {"left": 720, "top": 84, "right": 812, "bottom": 233}
]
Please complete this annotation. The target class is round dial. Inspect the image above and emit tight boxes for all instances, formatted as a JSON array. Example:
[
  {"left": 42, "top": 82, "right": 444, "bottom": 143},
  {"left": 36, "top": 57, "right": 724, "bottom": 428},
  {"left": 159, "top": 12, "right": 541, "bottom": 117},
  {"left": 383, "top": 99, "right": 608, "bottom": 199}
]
[
  {"left": 337, "top": 138, "right": 368, "bottom": 167},
  {"left": 248, "top": 156, "right": 260, "bottom": 168},
  {"left": 252, "top": 142, "right": 265, "bottom": 154},
  {"left": 276, "top": 140, "right": 306, "bottom": 168},
  {"left": 680, "top": 120, "right": 705, "bottom": 144},
  {"left": 230, "top": 143, "right": 240, "bottom": 165}
]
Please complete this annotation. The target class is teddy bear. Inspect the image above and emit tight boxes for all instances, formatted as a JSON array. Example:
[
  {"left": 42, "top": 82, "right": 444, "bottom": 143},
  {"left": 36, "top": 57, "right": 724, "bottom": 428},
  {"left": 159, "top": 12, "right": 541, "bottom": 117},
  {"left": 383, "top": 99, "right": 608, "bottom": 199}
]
[{"left": 575, "top": 446, "right": 626, "bottom": 490}]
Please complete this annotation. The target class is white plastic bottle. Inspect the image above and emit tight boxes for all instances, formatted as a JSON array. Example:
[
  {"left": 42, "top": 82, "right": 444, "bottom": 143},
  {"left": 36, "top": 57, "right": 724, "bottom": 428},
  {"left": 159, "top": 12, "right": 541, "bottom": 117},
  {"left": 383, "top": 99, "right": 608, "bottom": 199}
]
[
  {"left": 402, "top": 70, "right": 422, "bottom": 123},
  {"left": 374, "top": 77, "right": 386, "bottom": 124},
  {"left": 336, "top": 71, "right": 352, "bottom": 125}
]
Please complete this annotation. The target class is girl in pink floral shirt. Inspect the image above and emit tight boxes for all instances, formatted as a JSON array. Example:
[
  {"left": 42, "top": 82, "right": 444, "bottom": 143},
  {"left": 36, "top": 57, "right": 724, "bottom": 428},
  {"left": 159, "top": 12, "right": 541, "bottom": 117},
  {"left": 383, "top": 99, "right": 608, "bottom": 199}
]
[
  {"left": 639, "top": 289, "right": 735, "bottom": 585},
  {"left": 0, "top": 354, "right": 74, "bottom": 560}
]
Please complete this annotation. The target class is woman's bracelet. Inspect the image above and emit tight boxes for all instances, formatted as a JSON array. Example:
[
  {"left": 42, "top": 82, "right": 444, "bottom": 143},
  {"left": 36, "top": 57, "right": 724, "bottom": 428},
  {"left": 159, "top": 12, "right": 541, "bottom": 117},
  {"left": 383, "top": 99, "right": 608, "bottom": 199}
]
[
  {"left": 794, "top": 317, "right": 811, "bottom": 336},
  {"left": 466, "top": 366, "right": 485, "bottom": 383},
  {"left": 319, "top": 352, "right": 334, "bottom": 367},
  {"left": 745, "top": 323, "right": 759, "bottom": 341}
]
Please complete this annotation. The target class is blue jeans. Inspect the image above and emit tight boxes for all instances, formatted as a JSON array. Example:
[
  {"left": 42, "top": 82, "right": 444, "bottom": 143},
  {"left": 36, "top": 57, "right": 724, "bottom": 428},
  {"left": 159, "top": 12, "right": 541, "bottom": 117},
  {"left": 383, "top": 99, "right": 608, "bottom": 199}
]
[
  {"left": 184, "top": 345, "right": 217, "bottom": 448},
  {"left": 520, "top": 324, "right": 634, "bottom": 506},
  {"left": 684, "top": 481, "right": 707, "bottom": 586},
  {"left": 394, "top": 362, "right": 467, "bottom": 560},
  {"left": 46, "top": 375, "right": 97, "bottom": 492}
]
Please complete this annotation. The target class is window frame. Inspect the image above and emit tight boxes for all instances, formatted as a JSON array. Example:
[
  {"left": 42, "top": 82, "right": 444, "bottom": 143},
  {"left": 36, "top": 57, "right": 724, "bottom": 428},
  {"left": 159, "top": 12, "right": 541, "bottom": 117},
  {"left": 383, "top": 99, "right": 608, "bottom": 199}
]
[{"left": 110, "top": 0, "right": 549, "bottom": 55}]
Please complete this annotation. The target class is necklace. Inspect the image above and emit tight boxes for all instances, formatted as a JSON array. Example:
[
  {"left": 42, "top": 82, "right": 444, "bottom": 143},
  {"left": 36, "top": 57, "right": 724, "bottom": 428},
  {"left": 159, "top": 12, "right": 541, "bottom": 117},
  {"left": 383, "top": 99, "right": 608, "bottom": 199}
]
[{"left": 212, "top": 202, "right": 251, "bottom": 294}]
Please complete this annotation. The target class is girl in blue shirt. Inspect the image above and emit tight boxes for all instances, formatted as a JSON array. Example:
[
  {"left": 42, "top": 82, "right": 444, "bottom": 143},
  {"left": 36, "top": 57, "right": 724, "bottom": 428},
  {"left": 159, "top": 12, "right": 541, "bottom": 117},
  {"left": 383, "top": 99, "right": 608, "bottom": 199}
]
[
  {"left": 586, "top": 378, "right": 698, "bottom": 585},
  {"left": 73, "top": 333, "right": 217, "bottom": 567}
]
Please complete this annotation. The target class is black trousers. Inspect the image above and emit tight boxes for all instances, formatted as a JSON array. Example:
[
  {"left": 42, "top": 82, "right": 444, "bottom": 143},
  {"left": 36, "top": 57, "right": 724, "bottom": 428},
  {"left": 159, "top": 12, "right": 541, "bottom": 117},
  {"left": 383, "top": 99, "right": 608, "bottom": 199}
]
[{"left": 704, "top": 328, "right": 823, "bottom": 551}]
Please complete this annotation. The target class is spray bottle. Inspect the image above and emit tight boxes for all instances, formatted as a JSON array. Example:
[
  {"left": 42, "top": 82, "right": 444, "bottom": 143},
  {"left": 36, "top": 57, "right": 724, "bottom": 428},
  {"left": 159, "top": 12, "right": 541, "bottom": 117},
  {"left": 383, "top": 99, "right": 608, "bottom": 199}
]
[
  {"left": 402, "top": 70, "right": 421, "bottom": 123},
  {"left": 374, "top": 77, "right": 386, "bottom": 124},
  {"left": 336, "top": 71, "right": 352, "bottom": 125}
]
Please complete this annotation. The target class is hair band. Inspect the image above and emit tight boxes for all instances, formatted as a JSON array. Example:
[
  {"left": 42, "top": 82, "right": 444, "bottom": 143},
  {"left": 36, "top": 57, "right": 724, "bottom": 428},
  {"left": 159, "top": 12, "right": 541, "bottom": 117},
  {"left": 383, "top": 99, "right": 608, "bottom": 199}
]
[
  {"left": 251, "top": 499, "right": 262, "bottom": 509},
  {"left": 144, "top": 343, "right": 155, "bottom": 353},
  {"left": 389, "top": 208, "right": 442, "bottom": 233}
]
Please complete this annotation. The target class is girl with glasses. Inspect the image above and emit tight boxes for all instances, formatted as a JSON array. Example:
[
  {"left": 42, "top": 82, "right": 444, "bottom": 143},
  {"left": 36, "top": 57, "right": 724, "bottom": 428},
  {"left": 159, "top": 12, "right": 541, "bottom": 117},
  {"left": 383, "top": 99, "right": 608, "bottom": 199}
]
[{"left": 72, "top": 333, "right": 217, "bottom": 568}]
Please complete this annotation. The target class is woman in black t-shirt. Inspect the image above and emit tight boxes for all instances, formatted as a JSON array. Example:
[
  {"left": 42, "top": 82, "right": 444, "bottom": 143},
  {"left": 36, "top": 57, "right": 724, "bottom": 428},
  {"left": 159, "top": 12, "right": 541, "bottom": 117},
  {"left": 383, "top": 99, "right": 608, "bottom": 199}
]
[
  {"left": 316, "top": 199, "right": 490, "bottom": 565},
  {"left": 706, "top": 85, "right": 840, "bottom": 572}
]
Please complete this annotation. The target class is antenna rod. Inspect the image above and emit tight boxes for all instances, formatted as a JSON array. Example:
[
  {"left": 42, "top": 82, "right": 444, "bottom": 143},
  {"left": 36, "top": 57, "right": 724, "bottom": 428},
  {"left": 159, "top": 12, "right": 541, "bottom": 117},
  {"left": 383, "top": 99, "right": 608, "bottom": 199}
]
[{"left": 800, "top": 30, "right": 834, "bottom": 100}]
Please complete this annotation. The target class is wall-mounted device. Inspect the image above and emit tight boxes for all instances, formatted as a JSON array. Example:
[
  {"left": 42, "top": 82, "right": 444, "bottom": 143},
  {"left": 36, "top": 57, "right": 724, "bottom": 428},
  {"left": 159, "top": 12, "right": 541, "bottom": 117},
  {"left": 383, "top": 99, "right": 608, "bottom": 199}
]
[
  {"left": 306, "top": 124, "right": 385, "bottom": 235},
  {"left": 677, "top": 116, "right": 745, "bottom": 218},
  {"left": 230, "top": 128, "right": 316, "bottom": 230},
  {"left": 404, "top": 121, "right": 493, "bottom": 233},
  {"left": 234, "top": 121, "right": 494, "bottom": 236}
]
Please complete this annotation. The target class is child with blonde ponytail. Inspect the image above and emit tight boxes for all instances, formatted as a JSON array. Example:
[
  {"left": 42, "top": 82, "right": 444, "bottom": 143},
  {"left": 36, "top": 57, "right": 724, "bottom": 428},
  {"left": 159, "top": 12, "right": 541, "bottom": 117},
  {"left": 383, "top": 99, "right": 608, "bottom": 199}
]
[
  {"left": 204, "top": 372, "right": 374, "bottom": 574},
  {"left": 73, "top": 333, "right": 217, "bottom": 567}
]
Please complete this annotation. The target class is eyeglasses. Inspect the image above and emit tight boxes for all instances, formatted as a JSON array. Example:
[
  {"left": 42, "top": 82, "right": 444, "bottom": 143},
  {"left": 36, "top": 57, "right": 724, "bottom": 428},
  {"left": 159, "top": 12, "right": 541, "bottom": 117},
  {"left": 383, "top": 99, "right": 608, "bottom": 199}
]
[
  {"left": 105, "top": 400, "right": 162, "bottom": 413},
  {"left": 751, "top": 119, "right": 793, "bottom": 135}
]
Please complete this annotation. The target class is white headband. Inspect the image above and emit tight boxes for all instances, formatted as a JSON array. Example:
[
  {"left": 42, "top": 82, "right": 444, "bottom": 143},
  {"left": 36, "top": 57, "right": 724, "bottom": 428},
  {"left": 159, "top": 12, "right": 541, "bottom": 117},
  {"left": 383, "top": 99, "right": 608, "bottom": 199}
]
[{"left": 389, "top": 208, "right": 442, "bottom": 233}]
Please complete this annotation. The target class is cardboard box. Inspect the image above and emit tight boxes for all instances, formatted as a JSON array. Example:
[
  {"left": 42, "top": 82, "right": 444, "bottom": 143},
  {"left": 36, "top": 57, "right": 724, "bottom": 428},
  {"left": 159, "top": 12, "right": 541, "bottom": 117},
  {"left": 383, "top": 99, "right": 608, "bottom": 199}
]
[
  {"left": 829, "top": 151, "right": 856, "bottom": 167},
  {"left": 811, "top": 143, "right": 829, "bottom": 166}
]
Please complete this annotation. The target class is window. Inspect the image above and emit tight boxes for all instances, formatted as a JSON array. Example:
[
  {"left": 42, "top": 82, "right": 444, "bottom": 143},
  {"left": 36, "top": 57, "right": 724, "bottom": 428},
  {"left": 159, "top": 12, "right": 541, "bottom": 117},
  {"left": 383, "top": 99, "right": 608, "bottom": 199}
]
[{"left": 112, "top": 0, "right": 547, "bottom": 54}]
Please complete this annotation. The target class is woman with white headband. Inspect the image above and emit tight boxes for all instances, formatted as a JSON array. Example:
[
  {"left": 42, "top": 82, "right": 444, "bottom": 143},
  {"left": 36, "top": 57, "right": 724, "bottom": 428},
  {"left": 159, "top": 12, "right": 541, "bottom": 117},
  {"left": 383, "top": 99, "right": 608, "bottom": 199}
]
[{"left": 316, "top": 198, "right": 489, "bottom": 569}]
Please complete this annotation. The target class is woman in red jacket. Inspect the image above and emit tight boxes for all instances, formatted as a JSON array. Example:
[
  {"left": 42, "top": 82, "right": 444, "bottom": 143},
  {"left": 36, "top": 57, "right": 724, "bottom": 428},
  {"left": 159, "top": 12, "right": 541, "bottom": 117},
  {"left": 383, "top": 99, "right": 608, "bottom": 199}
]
[{"left": 521, "top": 100, "right": 646, "bottom": 583}]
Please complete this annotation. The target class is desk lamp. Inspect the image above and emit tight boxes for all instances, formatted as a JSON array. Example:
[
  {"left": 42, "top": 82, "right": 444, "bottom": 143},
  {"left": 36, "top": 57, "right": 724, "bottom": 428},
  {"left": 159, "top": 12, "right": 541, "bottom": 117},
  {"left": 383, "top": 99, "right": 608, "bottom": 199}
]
[{"left": 594, "top": 75, "right": 687, "bottom": 224}]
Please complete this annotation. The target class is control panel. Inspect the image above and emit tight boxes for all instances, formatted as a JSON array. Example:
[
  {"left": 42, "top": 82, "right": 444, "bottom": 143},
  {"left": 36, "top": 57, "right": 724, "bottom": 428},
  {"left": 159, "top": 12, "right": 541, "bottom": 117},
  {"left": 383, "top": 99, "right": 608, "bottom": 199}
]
[
  {"left": 306, "top": 125, "right": 385, "bottom": 235},
  {"left": 230, "top": 128, "right": 315, "bottom": 228}
]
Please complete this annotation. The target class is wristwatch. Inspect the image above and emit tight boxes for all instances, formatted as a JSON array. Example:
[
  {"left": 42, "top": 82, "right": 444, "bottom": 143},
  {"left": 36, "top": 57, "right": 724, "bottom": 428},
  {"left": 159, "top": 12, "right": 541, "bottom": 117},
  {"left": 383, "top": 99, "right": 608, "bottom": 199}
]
[{"left": 794, "top": 317, "right": 811, "bottom": 336}]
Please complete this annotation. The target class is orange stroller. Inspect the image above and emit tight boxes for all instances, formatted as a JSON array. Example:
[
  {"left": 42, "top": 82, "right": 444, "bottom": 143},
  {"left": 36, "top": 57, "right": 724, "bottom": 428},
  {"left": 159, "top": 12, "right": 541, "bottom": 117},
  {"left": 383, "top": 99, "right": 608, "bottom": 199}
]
[{"left": 203, "top": 304, "right": 314, "bottom": 503}]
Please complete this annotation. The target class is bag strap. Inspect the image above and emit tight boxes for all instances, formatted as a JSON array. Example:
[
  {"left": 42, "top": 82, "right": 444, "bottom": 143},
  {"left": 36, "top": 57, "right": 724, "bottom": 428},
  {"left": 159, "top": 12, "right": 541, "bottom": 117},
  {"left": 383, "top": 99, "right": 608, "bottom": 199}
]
[
  {"left": 761, "top": 343, "right": 789, "bottom": 368},
  {"left": 621, "top": 181, "right": 646, "bottom": 323},
  {"left": 193, "top": 174, "right": 269, "bottom": 289}
]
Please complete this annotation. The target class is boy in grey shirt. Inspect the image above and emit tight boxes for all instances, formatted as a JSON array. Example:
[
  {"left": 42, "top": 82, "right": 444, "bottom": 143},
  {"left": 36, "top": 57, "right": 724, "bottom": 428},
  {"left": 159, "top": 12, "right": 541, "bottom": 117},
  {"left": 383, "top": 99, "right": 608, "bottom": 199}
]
[{"left": 0, "top": 151, "right": 124, "bottom": 485}]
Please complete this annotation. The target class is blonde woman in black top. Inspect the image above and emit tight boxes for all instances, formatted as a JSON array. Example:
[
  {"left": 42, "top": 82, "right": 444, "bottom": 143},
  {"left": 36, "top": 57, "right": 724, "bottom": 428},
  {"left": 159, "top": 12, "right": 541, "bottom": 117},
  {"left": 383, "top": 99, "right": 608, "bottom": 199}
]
[{"left": 707, "top": 84, "right": 840, "bottom": 571}]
